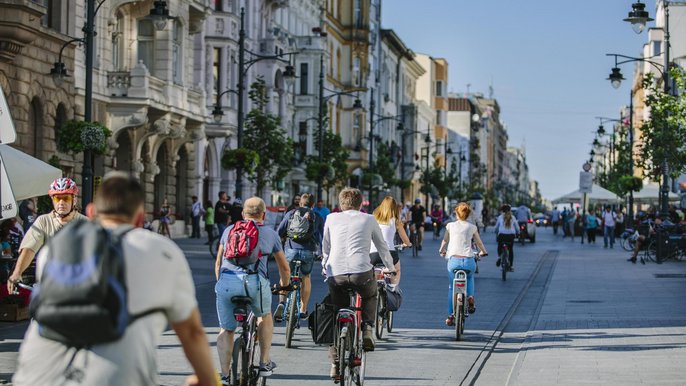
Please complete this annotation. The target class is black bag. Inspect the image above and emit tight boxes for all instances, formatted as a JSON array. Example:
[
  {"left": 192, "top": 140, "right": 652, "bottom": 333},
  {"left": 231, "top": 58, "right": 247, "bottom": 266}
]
[
  {"left": 30, "top": 220, "right": 161, "bottom": 348},
  {"left": 308, "top": 295, "right": 336, "bottom": 344},
  {"left": 386, "top": 285, "right": 403, "bottom": 312}
]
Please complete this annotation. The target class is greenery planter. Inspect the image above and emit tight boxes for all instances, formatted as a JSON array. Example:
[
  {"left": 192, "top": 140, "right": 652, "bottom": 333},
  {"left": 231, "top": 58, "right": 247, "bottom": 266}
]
[
  {"left": 56, "top": 120, "right": 112, "bottom": 155},
  {"left": 221, "top": 148, "right": 259, "bottom": 174}
]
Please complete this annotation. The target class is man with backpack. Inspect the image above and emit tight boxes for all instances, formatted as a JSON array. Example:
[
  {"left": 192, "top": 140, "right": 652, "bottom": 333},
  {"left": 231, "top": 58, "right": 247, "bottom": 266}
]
[
  {"left": 275, "top": 193, "right": 324, "bottom": 321},
  {"left": 13, "top": 172, "right": 217, "bottom": 386},
  {"left": 214, "top": 197, "right": 290, "bottom": 384}
]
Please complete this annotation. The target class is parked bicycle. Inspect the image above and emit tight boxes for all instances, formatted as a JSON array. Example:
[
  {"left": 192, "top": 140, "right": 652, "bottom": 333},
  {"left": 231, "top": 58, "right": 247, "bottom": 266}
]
[
  {"left": 332, "top": 289, "right": 366, "bottom": 386},
  {"left": 620, "top": 228, "right": 638, "bottom": 252}
]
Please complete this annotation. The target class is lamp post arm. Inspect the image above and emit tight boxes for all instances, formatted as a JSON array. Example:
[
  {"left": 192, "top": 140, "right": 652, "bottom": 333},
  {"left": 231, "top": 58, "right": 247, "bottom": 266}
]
[
  {"left": 57, "top": 37, "right": 85, "bottom": 64},
  {"left": 607, "top": 53, "right": 665, "bottom": 77},
  {"left": 242, "top": 50, "right": 299, "bottom": 76}
]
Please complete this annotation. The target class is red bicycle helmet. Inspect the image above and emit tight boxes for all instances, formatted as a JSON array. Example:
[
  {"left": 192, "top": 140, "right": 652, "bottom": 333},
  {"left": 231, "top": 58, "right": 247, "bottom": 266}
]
[{"left": 48, "top": 177, "right": 79, "bottom": 196}]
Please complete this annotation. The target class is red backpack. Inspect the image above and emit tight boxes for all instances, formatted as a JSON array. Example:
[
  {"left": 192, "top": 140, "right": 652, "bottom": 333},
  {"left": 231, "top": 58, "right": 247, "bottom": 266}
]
[{"left": 223, "top": 220, "right": 262, "bottom": 270}]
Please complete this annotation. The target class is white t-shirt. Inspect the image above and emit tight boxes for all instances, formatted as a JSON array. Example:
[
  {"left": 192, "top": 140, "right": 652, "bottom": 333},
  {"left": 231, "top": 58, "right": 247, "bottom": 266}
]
[
  {"left": 370, "top": 218, "right": 397, "bottom": 253},
  {"left": 445, "top": 220, "right": 478, "bottom": 258},
  {"left": 602, "top": 211, "right": 616, "bottom": 227},
  {"left": 13, "top": 227, "right": 197, "bottom": 386}
]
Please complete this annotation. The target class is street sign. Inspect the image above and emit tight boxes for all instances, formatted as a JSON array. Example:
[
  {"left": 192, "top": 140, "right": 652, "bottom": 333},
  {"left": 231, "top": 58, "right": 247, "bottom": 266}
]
[
  {"left": 579, "top": 171, "right": 593, "bottom": 194},
  {"left": 0, "top": 154, "right": 17, "bottom": 219},
  {"left": 582, "top": 162, "right": 592, "bottom": 172},
  {"left": 0, "top": 85, "right": 16, "bottom": 144}
]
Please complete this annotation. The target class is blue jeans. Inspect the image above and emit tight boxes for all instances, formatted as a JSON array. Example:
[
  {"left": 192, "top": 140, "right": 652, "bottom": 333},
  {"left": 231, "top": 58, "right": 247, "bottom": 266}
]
[
  {"left": 447, "top": 257, "right": 476, "bottom": 315},
  {"left": 217, "top": 223, "right": 228, "bottom": 240},
  {"left": 285, "top": 248, "right": 315, "bottom": 275},
  {"left": 604, "top": 226, "right": 615, "bottom": 247}
]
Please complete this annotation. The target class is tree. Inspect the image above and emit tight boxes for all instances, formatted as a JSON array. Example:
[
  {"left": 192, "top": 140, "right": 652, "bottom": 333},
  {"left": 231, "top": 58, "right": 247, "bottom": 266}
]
[
  {"left": 598, "top": 122, "right": 642, "bottom": 197},
  {"left": 304, "top": 125, "right": 350, "bottom": 194},
  {"left": 636, "top": 68, "right": 686, "bottom": 181},
  {"left": 240, "top": 77, "right": 294, "bottom": 196}
]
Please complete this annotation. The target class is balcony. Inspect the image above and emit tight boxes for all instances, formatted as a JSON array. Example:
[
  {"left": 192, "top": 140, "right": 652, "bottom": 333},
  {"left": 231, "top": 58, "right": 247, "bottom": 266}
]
[{"left": 295, "top": 35, "right": 325, "bottom": 52}]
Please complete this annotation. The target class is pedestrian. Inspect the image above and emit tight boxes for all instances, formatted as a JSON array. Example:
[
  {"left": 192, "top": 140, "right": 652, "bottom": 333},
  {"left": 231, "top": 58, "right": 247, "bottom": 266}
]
[
  {"left": 615, "top": 208, "right": 625, "bottom": 238},
  {"left": 190, "top": 195, "right": 203, "bottom": 239},
  {"left": 12, "top": 172, "right": 216, "bottom": 386},
  {"left": 602, "top": 206, "right": 617, "bottom": 248},
  {"left": 214, "top": 191, "right": 231, "bottom": 238},
  {"left": 313, "top": 199, "right": 331, "bottom": 220},
  {"left": 332, "top": 204, "right": 342, "bottom": 213},
  {"left": 551, "top": 206, "right": 561, "bottom": 235},
  {"left": 229, "top": 198, "right": 244, "bottom": 225},
  {"left": 7, "top": 178, "right": 87, "bottom": 294},
  {"left": 204, "top": 199, "right": 215, "bottom": 245},
  {"left": 18, "top": 198, "right": 37, "bottom": 233},
  {"left": 561, "top": 207, "right": 569, "bottom": 238},
  {"left": 275, "top": 193, "right": 324, "bottom": 322},
  {"left": 567, "top": 207, "right": 577, "bottom": 242},
  {"left": 286, "top": 194, "right": 301, "bottom": 213},
  {"left": 157, "top": 197, "right": 171, "bottom": 238},
  {"left": 214, "top": 197, "right": 291, "bottom": 384},
  {"left": 585, "top": 208, "right": 599, "bottom": 244}
]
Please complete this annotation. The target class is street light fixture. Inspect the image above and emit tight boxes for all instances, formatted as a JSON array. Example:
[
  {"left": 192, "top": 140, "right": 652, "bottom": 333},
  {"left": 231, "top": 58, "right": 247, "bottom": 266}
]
[
  {"left": 623, "top": 1, "right": 654, "bottom": 34},
  {"left": 149, "top": 0, "right": 172, "bottom": 31},
  {"left": 608, "top": 67, "right": 625, "bottom": 89},
  {"left": 597, "top": 124, "right": 606, "bottom": 136}
]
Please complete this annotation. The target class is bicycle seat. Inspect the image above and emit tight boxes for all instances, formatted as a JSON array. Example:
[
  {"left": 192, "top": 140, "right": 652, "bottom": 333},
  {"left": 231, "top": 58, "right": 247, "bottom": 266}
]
[
  {"left": 231, "top": 296, "right": 253, "bottom": 305},
  {"left": 452, "top": 268, "right": 471, "bottom": 274}
]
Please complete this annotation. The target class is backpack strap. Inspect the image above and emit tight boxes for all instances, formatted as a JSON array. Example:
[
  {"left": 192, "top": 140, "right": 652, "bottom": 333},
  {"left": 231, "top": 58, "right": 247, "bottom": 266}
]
[{"left": 130, "top": 307, "right": 166, "bottom": 324}]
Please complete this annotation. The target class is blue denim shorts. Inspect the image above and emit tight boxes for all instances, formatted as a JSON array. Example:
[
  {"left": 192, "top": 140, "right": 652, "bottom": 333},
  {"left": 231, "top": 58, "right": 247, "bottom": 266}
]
[
  {"left": 285, "top": 248, "right": 315, "bottom": 275},
  {"left": 215, "top": 272, "right": 271, "bottom": 331}
]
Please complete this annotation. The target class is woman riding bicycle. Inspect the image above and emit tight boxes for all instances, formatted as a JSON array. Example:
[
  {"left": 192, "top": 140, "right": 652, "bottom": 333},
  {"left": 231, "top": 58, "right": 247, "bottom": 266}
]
[
  {"left": 439, "top": 202, "right": 487, "bottom": 326},
  {"left": 494, "top": 204, "right": 519, "bottom": 271},
  {"left": 370, "top": 196, "right": 412, "bottom": 285}
]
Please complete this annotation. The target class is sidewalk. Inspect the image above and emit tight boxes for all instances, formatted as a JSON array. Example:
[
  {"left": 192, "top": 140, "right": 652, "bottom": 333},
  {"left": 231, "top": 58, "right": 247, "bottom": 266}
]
[{"left": 504, "top": 237, "right": 686, "bottom": 385}]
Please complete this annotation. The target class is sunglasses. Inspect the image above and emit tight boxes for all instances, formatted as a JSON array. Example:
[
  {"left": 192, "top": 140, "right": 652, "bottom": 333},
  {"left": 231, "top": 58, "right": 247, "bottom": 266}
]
[{"left": 52, "top": 195, "right": 73, "bottom": 203}]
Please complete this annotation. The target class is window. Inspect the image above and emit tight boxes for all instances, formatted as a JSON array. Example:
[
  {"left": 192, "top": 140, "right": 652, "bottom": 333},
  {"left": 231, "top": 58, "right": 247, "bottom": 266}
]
[
  {"left": 436, "top": 110, "right": 441, "bottom": 126},
  {"left": 354, "top": 0, "right": 362, "bottom": 27},
  {"left": 112, "top": 13, "right": 124, "bottom": 70},
  {"left": 336, "top": 48, "right": 341, "bottom": 81},
  {"left": 436, "top": 80, "right": 443, "bottom": 97},
  {"left": 137, "top": 20, "right": 155, "bottom": 73},
  {"left": 299, "top": 63, "right": 308, "bottom": 95},
  {"left": 213, "top": 48, "right": 221, "bottom": 95},
  {"left": 214, "top": 0, "right": 223, "bottom": 11},
  {"left": 297, "top": 121, "right": 308, "bottom": 162},
  {"left": 353, "top": 57, "right": 360, "bottom": 86},
  {"left": 653, "top": 41, "right": 662, "bottom": 57},
  {"left": 172, "top": 21, "right": 183, "bottom": 84}
]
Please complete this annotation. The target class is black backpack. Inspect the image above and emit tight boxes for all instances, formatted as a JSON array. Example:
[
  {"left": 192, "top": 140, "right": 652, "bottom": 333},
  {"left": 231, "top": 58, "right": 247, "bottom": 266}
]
[
  {"left": 30, "top": 220, "right": 162, "bottom": 348},
  {"left": 286, "top": 208, "right": 314, "bottom": 242}
]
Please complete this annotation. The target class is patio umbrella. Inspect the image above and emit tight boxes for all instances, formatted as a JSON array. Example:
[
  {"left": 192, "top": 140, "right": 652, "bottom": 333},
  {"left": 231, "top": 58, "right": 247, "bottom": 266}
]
[
  {"left": 552, "top": 183, "right": 621, "bottom": 205},
  {"left": 632, "top": 183, "right": 679, "bottom": 203},
  {"left": 0, "top": 144, "right": 62, "bottom": 201}
]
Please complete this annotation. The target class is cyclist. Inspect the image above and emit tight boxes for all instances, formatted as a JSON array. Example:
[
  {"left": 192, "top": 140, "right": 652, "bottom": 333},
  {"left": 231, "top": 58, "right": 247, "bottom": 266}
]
[
  {"left": 275, "top": 193, "right": 324, "bottom": 321},
  {"left": 494, "top": 204, "right": 518, "bottom": 271},
  {"left": 7, "top": 178, "right": 87, "bottom": 294},
  {"left": 214, "top": 197, "right": 291, "bottom": 384},
  {"left": 431, "top": 204, "right": 444, "bottom": 238},
  {"left": 369, "top": 196, "right": 412, "bottom": 286},
  {"left": 409, "top": 198, "right": 426, "bottom": 250},
  {"left": 438, "top": 202, "right": 487, "bottom": 326},
  {"left": 322, "top": 188, "right": 395, "bottom": 377}
]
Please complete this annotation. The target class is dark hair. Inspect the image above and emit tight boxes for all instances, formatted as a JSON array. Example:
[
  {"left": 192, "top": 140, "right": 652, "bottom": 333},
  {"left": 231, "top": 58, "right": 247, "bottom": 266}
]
[
  {"left": 192, "top": 195, "right": 198, "bottom": 200},
  {"left": 300, "top": 193, "right": 314, "bottom": 207},
  {"left": 94, "top": 172, "right": 145, "bottom": 219},
  {"left": 205, "top": 200, "right": 213, "bottom": 208},
  {"left": 218, "top": 191, "right": 229, "bottom": 200}
]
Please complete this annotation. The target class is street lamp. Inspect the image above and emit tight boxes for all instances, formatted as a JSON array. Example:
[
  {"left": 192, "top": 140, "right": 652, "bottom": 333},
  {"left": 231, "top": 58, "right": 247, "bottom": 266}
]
[
  {"left": 623, "top": 1, "right": 654, "bottom": 34},
  {"left": 597, "top": 124, "right": 606, "bottom": 136},
  {"left": 367, "top": 111, "right": 405, "bottom": 205},
  {"left": 608, "top": 67, "right": 625, "bottom": 89},
  {"left": 149, "top": 0, "right": 172, "bottom": 31}
]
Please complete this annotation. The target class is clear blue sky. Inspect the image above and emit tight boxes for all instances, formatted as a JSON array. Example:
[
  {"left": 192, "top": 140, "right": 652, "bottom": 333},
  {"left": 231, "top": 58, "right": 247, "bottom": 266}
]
[{"left": 383, "top": 0, "right": 655, "bottom": 200}]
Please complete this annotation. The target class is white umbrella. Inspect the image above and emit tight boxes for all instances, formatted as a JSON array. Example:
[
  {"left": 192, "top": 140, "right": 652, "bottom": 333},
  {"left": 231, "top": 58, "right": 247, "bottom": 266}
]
[
  {"left": 552, "top": 183, "right": 621, "bottom": 204},
  {"left": 0, "top": 144, "right": 62, "bottom": 201},
  {"left": 633, "top": 183, "right": 680, "bottom": 203}
]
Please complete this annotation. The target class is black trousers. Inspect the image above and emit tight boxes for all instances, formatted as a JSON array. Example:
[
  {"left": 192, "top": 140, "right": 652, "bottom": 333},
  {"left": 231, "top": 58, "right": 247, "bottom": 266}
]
[
  {"left": 587, "top": 228, "right": 597, "bottom": 243},
  {"left": 327, "top": 270, "right": 377, "bottom": 326},
  {"left": 191, "top": 215, "right": 201, "bottom": 238},
  {"left": 497, "top": 234, "right": 516, "bottom": 266}
]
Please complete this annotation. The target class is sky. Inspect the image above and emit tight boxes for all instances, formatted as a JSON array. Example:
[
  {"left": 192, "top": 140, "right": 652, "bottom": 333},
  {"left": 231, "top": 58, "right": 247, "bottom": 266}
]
[{"left": 382, "top": 0, "right": 658, "bottom": 200}]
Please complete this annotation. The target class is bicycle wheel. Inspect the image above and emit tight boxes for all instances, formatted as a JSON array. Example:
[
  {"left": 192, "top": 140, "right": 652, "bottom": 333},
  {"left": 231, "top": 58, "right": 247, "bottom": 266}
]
[
  {"left": 231, "top": 336, "right": 248, "bottom": 386},
  {"left": 645, "top": 240, "right": 657, "bottom": 262},
  {"left": 386, "top": 310, "right": 394, "bottom": 333},
  {"left": 455, "top": 304, "right": 464, "bottom": 341},
  {"left": 355, "top": 346, "right": 366, "bottom": 386},
  {"left": 284, "top": 291, "right": 298, "bottom": 349},
  {"left": 375, "top": 290, "right": 385, "bottom": 340},
  {"left": 210, "top": 237, "right": 220, "bottom": 259},
  {"left": 412, "top": 233, "right": 418, "bottom": 257},
  {"left": 338, "top": 329, "right": 351, "bottom": 386},
  {"left": 501, "top": 251, "right": 509, "bottom": 282}
]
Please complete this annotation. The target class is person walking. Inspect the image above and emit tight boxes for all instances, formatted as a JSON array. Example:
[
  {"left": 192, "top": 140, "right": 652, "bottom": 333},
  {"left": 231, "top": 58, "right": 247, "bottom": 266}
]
[
  {"left": 321, "top": 187, "right": 395, "bottom": 377},
  {"left": 275, "top": 193, "right": 324, "bottom": 321},
  {"left": 13, "top": 172, "right": 217, "bottom": 386},
  {"left": 567, "top": 207, "right": 577, "bottom": 242},
  {"left": 602, "top": 206, "right": 617, "bottom": 248},
  {"left": 229, "top": 198, "right": 243, "bottom": 225},
  {"left": 157, "top": 198, "right": 172, "bottom": 238},
  {"left": 204, "top": 200, "right": 215, "bottom": 245},
  {"left": 313, "top": 199, "right": 330, "bottom": 220},
  {"left": 7, "top": 178, "right": 87, "bottom": 294},
  {"left": 214, "top": 191, "right": 231, "bottom": 238},
  {"left": 551, "top": 206, "right": 561, "bottom": 235},
  {"left": 214, "top": 197, "right": 291, "bottom": 384},
  {"left": 585, "top": 208, "right": 599, "bottom": 244},
  {"left": 191, "top": 196, "right": 203, "bottom": 239},
  {"left": 615, "top": 208, "right": 625, "bottom": 238}
]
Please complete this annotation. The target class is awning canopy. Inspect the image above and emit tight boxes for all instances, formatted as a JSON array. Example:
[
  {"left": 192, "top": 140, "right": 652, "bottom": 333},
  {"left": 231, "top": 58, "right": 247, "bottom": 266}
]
[
  {"left": 552, "top": 183, "right": 621, "bottom": 204},
  {"left": 633, "top": 183, "right": 680, "bottom": 203},
  {"left": 0, "top": 144, "right": 62, "bottom": 201}
]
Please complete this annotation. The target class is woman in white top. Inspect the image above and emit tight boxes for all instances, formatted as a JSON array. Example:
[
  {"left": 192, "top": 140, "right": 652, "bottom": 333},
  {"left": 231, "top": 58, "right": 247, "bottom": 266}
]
[
  {"left": 370, "top": 196, "right": 412, "bottom": 285},
  {"left": 494, "top": 204, "right": 519, "bottom": 271},
  {"left": 439, "top": 202, "right": 487, "bottom": 326}
]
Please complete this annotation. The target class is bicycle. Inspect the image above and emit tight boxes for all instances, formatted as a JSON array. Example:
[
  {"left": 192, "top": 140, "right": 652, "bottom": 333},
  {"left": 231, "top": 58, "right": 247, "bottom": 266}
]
[
  {"left": 209, "top": 235, "right": 221, "bottom": 259},
  {"left": 332, "top": 289, "right": 366, "bottom": 386},
  {"left": 373, "top": 251, "right": 400, "bottom": 340},
  {"left": 451, "top": 252, "right": 486, "bottom": 341},
  {"left": 232, "top": 284, "right": 291, "bottom": 386},
  {"left": 620, "top": 228, "right": 638, "bottom": 252},
  {"left": 499, "top": 242, "right": 510, "bottom": 282},
  {"left": 281, "top": 260, "right": 303, "bottom": 349},
  {"left": 408, "top": 225, "right": 419, "bottom": 258}
]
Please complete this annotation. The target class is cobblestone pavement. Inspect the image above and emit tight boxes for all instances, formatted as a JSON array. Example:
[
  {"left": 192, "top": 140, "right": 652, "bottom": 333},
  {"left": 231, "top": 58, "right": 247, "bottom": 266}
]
[{"left": 1, "top": 226, "right": 685, "bottom": 385}]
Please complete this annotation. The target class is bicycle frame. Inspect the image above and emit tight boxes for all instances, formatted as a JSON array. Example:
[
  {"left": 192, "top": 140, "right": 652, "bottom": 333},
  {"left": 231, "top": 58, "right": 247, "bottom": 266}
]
[
  {"left": 231, "top": 298, "right": 262, "bottom": 386},
  {"left": 283, "top": 260, "right": 303, "bottom": 348}
]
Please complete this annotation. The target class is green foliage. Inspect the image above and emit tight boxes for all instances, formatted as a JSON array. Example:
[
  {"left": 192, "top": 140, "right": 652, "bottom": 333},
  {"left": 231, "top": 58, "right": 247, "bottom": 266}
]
[
  {"left": 56, "top": 120, "right": 112, "bottom": 155},
  {"left": 636, "top": 68, "right": 686, "bottom": 180},
  {"left": 242, "top": 77, "right": 294, "bottom": 196},
  {"left": 419, "top": 160, "right": 455, "bottom": 202},
  {"left": 304, "top": 124, "right": 350, "bottom": 192},
  {"left": 221, "top": 148, "right": 259, "bottom": 174}
]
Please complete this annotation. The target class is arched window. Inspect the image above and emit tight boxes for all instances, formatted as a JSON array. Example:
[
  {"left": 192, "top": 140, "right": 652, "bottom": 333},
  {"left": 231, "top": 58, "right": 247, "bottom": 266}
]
[
  {"left": 172, "top": 20, "right": 183, "bottom": 84},
  {"left": 28, "top": 97, "right": 43, "bottom": 159},
  {"left": 54, "top": 103, "right": 67, "bottom": 144},
  {"left": 336, "top": 48, "right": 341, "bottom": 81},
  {"left": 115, "top": 132, "right": 132, "bottom": 173},
  {"left": 154, "top": 144, "right": 168, "bottom": 213},
  {"left": 175, "top": 146, "right": 189, "bottom": 219},
  {"left": 112, "top": 12, "right": 124, "bottom": 70},
  {"left": 137, "top": 19, "right": 155, "bottom": 74}
]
